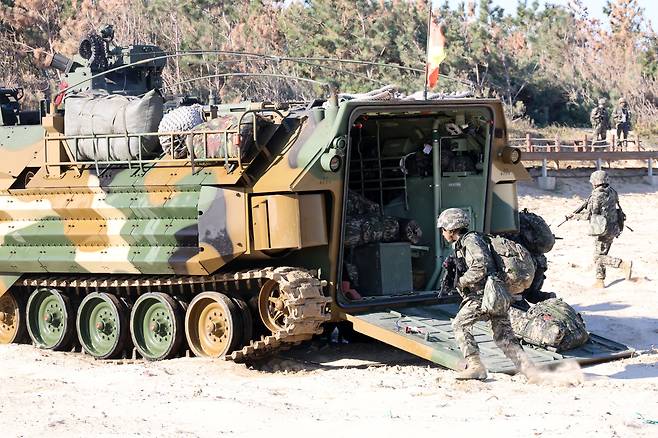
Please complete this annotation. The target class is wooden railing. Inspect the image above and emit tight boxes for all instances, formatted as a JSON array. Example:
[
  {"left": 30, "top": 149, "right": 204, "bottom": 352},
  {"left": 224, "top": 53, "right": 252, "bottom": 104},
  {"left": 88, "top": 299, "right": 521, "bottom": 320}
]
[{"left": 509, "top": 133, "right": 643, "bottom": 153}]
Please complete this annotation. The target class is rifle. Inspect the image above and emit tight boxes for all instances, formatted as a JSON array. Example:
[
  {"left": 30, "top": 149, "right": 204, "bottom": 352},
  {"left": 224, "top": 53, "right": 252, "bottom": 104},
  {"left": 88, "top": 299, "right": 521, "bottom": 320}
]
[
  {"left": 557, "top": 197, "right": 590, "bottom": 228},
  {"left": 556, "top": 217, "right": 570, "bottom": 228},
  {"left": 438, "top": 254, "right": 457, "bottom": 297}
]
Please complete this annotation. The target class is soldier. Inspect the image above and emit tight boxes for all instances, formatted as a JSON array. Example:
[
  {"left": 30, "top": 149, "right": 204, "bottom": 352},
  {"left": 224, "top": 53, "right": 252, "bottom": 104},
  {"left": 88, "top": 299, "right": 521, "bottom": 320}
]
[
  {"left": 613, "top": 98, "right": 632, "bottom": 148},
  {"left": 438, "top": 208, "right": 538, "bottom": 380},
  {"left": 568, "top": 170, "right": 632, "bottom": 288},
  {"left": 590, "top": 98, "right": 610, "bottom": 142}
]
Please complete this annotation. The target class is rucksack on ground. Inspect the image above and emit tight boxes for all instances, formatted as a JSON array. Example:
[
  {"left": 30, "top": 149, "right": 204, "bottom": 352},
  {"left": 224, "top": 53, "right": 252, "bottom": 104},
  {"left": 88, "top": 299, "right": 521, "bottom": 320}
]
[
  {"left": 519, "top": 209, "right": 555, "bottom": 254},
  {"left": 487, "top": 235, "right": 536, "bottom": 294},
  {"left": 509, "top": 298, "right": 590, "bottom": 351}
]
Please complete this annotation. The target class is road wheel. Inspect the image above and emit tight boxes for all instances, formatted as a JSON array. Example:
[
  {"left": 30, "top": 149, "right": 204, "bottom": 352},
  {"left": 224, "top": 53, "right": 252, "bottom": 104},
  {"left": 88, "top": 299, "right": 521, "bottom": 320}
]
[
  {"left": 0, "top": 291, "right": 27, "bottom": 344},
  {"left": 185, "top": 292, "right": 242, "bottom": 358},
  {"left": 258, "top": 279, "right": 290, "bottom": 333},
  {"left": 77, "top": 293, "right": 129, "bottom": 359},
  {"left": 26, "top": 288, "right": 75, "bottom": 350},
  {"left": 130, "top": 292, "right": 184, "bottom": 361}
]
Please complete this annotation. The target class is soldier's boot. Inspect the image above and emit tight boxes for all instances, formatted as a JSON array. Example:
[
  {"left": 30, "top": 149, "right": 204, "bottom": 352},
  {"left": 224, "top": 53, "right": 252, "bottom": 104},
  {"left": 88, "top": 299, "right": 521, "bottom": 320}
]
[
  {"left": 506, "top": 345, "right": 540, "bottom": 381},
  {"left": 456, "top": 355, "right": 487, "bottom": 380},
  {"left": 593, "top": 279, "right": 605, "bottom": 288},
  {"left": 620, "top": 261, "right": 633, "bottom": 280}
]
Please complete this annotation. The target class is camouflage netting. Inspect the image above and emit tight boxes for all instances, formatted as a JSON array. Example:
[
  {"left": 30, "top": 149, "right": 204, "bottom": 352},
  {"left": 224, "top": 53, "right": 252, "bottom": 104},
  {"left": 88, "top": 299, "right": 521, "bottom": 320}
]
[
  {"left": 64, "top": 89, "right": 164, "bottom": 161},
  {"left": 509, "top": 298, "right": 589, "bottom": 351},
  {"left": 157, "top": 104, "right": 205, "bottom": 158}
]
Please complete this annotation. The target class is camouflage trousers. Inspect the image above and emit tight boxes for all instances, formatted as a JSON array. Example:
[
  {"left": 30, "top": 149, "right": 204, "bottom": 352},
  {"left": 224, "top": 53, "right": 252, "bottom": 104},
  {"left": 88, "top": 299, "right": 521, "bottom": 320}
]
[
  {"left": 593, "top": 125, "right": 607, "bottom": 141},
  {"left": 616, "top": 123, "right": 630, "bottom": 142},
  {"left": 594, "top": 237, "right": 622, "bottom": 280},
  {"left": 452, "top": 294, "right": 522, "bottom": 359}
]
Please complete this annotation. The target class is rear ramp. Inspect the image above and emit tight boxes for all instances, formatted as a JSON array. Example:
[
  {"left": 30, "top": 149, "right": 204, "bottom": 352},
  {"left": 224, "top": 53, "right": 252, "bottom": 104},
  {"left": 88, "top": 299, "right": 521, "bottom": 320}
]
[{"left": 345, "top": 302, "right": 634, "bottom": 374}]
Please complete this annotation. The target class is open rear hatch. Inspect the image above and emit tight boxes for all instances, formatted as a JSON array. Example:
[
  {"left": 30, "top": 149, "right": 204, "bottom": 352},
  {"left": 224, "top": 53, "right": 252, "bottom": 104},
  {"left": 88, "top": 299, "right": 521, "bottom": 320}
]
[{"left": 343, "top": 302, "right": 634, "bottom": 373}]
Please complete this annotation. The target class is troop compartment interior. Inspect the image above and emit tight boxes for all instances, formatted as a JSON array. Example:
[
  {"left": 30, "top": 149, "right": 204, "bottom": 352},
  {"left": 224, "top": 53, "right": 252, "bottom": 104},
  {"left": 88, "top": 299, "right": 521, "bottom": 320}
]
[{"left": 339, "top": 105, "right": 493, "bottom": 305}]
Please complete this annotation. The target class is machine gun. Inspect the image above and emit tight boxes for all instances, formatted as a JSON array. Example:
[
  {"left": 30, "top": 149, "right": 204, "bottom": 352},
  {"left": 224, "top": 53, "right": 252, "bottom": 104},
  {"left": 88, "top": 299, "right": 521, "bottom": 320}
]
[{"left": 36, "top": 23, "right": 165, "bottom": 97}]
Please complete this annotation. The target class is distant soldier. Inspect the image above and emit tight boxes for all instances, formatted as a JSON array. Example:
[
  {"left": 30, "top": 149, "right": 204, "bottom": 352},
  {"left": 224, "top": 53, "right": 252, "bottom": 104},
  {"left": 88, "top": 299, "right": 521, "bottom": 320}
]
[
  {"left": 613, "top": 98, "right": 632, "bottom": 147},
  {"left": 437, "top": 208, "right": 538, "bottom": 380},
  {"left": 590, "top": 98, "right": 610, "bottom": 142},
  {"left": 567, "top": 170, "right": 632, "bottom": 288}
]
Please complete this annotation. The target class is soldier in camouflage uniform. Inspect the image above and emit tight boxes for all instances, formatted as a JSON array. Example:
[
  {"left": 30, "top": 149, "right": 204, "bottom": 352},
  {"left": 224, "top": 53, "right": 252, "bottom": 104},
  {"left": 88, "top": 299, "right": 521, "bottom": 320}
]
[
  {"left": 438, "top": 208, "right": 538, "bottom": 380},
  {"left": 613, "top": 98, "right": 631, "bottom": 148},
  {"left": 568, "top": 170, "right": 632, "bottom": 288},
  {"left": 590, "top": 98, "right": 610, "bottom": 142}
]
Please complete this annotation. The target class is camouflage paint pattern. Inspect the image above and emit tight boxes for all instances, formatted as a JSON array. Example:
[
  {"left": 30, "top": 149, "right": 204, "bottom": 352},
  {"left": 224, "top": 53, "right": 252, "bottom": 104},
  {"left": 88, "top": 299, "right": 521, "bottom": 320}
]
[{"left": 0, "top": 98, "right": 528, "bottom": 313}]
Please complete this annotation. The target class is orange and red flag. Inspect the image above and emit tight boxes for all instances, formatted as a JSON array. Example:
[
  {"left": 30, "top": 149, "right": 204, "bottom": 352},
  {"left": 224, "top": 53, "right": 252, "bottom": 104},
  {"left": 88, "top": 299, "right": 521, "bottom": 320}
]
[{"left": 426, "top": 18, "right": 446, "bottom": 90}]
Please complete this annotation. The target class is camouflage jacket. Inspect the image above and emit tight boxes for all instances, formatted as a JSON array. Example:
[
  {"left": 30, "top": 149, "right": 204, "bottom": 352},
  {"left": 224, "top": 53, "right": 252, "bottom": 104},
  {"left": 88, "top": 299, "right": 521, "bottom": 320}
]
[
  {"left": 577, "top": 185, "right": 620, "bottom": 238},
  {"left": 590, "top": 107, "right": 610, "bottom": 129},
  {"left": 613, "top": 106, "right": 631, "bottom": 126},
  {"left": 453, "top": 232, "right": 497, "bottom": 296}
]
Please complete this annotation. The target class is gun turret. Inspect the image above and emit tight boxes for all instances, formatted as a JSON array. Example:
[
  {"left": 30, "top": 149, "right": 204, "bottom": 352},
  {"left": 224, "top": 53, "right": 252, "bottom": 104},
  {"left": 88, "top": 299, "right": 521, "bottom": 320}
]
[{"left": 36, "top": 25, "right": 165, "bottom": 97}]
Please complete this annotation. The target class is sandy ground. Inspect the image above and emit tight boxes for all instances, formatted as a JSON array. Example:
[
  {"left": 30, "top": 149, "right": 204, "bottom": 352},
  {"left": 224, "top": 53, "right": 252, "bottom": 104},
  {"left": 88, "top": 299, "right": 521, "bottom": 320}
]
[{"left": 1, "top": 175, "right": 658, "bottom": 438}]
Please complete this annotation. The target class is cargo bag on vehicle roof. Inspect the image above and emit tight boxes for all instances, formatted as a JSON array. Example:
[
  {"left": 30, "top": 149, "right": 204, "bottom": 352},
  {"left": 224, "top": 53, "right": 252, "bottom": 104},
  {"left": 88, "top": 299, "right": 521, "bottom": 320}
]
[
  {"left": 518, "top": 209, "right": 555, "bottom": 254},
  {"left": 64, "top": 89, "right": 164, "bottom": 161},
  {"left": 487, "top": 235, "right": 536, "bottom": 294},
  {"left": 509, "top": 298, "right": 590, "bottom": 351}
]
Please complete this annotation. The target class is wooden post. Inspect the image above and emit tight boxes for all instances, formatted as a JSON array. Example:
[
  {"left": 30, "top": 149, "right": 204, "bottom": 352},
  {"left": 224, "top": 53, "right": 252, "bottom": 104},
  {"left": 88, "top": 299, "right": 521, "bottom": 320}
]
[
  {"left": 583, "top": 135, "right": 588, "bottom": 152},
  {"left": 526, "top": 132, "right": 532, "bottom": 152},
  {"left": 611, "top": 133, "right": 616, "bottom": 151},
  {"left": 554, "top": 134, "right": 560, "bottom": 152}
]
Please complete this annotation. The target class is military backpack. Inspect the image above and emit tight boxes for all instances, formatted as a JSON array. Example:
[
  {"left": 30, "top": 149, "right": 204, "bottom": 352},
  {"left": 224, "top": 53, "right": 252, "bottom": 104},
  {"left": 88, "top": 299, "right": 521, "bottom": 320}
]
[
  {"left": 612, "top": 188, "right": 626, "bottom": 237},
  {"left": 509, "top": 298, "right": 589, "bottom": 351},
  {"left": 518, "top": 209, "right": 555, "bottom": 254},
  {"left": 486, "top": 235, "right": 536, "bottom": 294}
]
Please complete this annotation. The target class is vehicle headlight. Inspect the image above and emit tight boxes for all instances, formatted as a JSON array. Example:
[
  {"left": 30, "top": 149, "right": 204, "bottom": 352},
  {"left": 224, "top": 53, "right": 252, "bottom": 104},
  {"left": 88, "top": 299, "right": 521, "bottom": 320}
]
[{"left": 500, "top": 146, "right": 522, "bottom": 164}]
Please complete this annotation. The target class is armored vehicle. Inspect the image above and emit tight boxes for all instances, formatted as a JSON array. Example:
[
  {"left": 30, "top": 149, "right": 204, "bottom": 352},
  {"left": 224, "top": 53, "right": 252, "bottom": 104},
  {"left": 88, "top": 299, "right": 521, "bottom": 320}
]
[{"left": 0, "top": 33, "right": 631, "bottom": 371}]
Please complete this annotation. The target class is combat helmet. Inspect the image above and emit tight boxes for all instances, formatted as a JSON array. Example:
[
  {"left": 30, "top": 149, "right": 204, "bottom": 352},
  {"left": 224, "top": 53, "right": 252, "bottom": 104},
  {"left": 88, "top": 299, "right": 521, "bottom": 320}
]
[
  {"left": 590, "top": 170, "right": 609, "bottom": 186},
  {"left": 437, "top": 208, "right": 470, "bottom": 230},
  {"left": 598, "top": 98, "right": 606, "bottom": 106}
]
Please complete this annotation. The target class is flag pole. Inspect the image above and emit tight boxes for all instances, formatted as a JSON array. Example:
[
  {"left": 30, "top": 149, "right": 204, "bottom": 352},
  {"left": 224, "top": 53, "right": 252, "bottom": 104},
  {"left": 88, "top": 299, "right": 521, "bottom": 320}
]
[{"left": 424, "top": 0, "right": 432, "bottom": 100}]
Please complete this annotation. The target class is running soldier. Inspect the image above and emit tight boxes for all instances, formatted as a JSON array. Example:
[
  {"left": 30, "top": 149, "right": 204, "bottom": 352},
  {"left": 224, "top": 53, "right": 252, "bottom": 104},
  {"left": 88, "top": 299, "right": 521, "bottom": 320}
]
[
  {"left": 568, "top": 170, "right": 632, "bottom": 288},
  {"left": 437, "top": 208, "right": 538, "bottom": 380},
  {"left": 613, "top": 98, "right": 632, "bottom": 148},
  {"left": 590, "top": 98, "right": 610, "bottom": 142}
]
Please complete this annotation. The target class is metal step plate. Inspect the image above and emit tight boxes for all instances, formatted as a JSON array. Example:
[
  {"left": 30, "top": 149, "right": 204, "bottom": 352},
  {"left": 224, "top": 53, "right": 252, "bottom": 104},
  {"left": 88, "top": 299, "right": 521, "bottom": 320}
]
[{"left": 346, "top": 302, "right": 634, "bottom": 374}]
